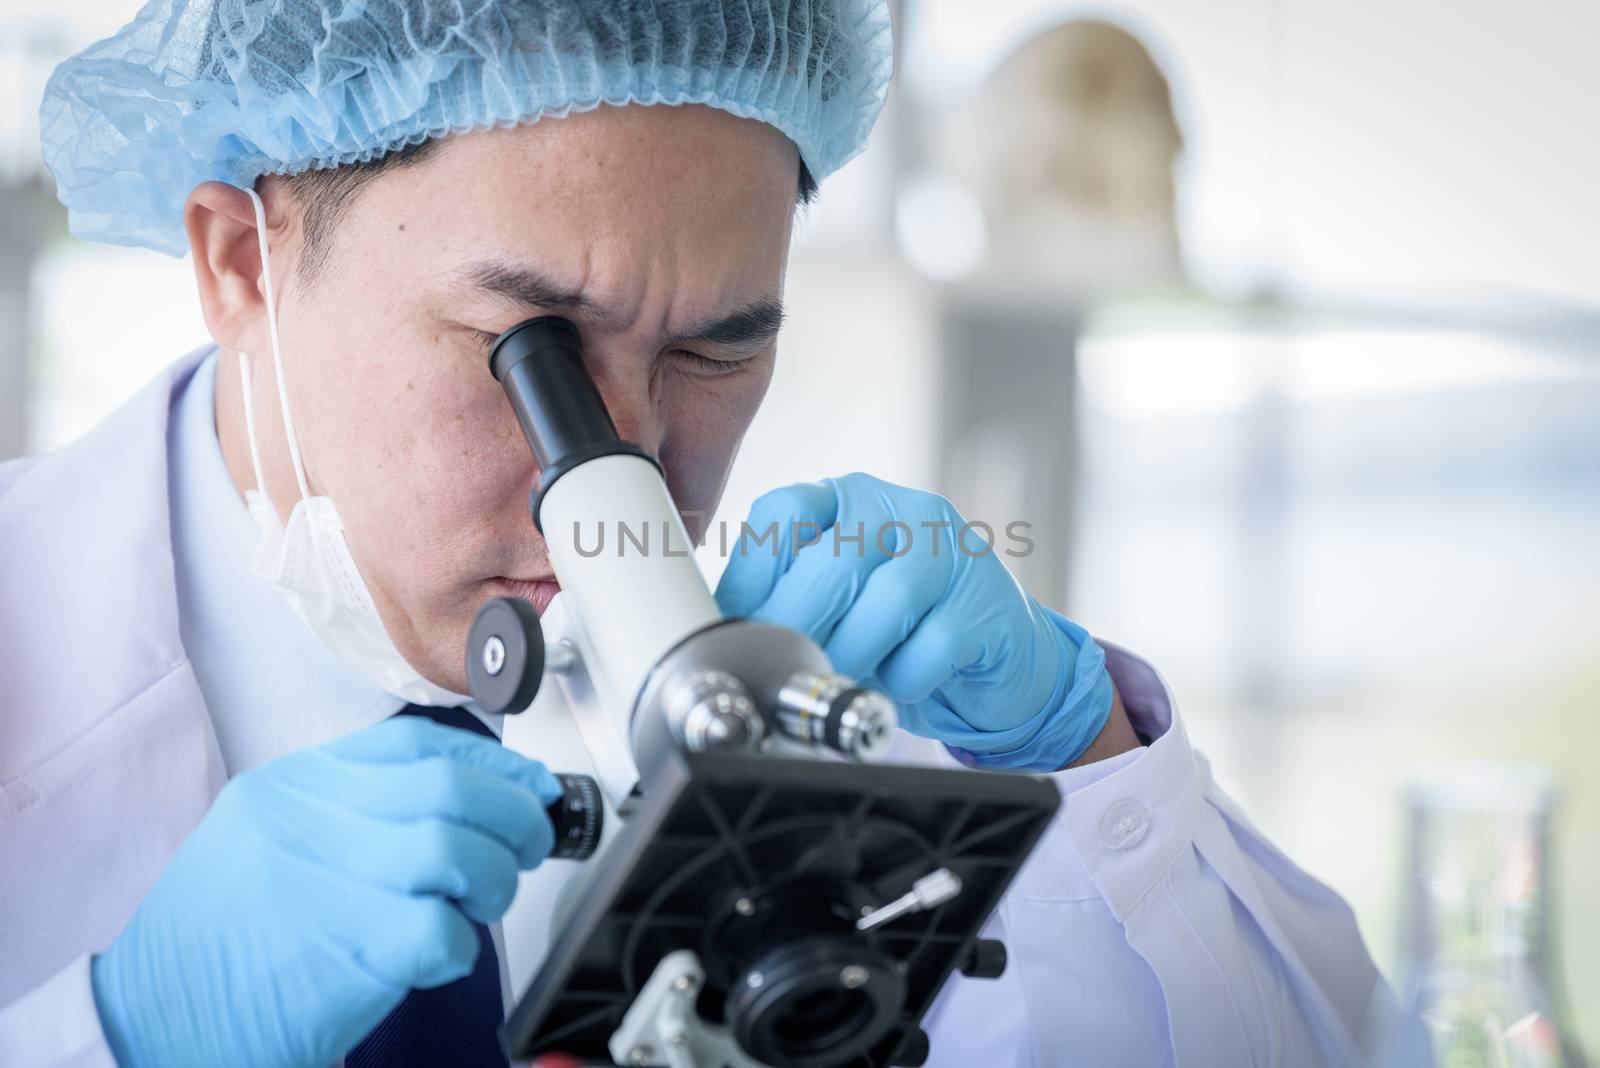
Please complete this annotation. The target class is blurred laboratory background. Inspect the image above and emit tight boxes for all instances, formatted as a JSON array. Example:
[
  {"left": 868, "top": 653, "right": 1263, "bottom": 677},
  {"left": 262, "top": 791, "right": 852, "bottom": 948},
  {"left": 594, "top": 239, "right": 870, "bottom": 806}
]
[{"left": 3, "top": 0, "right": 1596, "bottom": 1060}]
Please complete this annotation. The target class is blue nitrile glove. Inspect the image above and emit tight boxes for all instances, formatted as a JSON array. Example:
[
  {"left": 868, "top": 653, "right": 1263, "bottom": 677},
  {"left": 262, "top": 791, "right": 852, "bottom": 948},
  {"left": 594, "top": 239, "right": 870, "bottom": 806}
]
[
  {"left": 716, "top": 473, "right": 1114, "bottom": 771},
  {"left": 90, "top": 717, "right": 561, "bottom": 1068}
]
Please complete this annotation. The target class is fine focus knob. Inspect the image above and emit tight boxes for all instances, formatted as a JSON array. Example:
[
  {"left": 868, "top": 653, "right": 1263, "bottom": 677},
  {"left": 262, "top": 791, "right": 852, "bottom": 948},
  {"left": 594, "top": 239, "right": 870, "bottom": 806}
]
[
  {"left": 890, "top": 1026, "right": 931, "bottom": 1067},
  {"left": 546, "top": 773, "right": 603, "bottom": 861},
  {"left": 958, "top": 938, "right": 1007, "bottom": 981},
  {"left": 466, "top": 597, "right": 544, "bottom": 715}
]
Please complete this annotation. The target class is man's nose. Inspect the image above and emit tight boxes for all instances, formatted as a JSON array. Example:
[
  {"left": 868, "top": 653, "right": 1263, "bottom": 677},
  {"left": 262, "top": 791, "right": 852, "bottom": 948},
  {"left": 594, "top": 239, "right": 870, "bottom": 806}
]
[{"left": 588, "top": 363, "right": 663, "bottom": 456}]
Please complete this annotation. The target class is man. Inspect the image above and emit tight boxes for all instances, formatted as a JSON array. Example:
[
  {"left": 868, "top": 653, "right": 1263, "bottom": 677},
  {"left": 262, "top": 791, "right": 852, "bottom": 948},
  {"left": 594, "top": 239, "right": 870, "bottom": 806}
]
[{"left": 0, "top": 2, "right": 1391, "bottom": 1066}]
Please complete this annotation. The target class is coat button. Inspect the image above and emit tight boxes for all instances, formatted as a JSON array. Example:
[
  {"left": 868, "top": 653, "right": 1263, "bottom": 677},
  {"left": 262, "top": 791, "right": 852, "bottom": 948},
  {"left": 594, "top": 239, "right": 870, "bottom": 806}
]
[{"left": 1100, "top": 799, "right": 1149, "bottom": 850}]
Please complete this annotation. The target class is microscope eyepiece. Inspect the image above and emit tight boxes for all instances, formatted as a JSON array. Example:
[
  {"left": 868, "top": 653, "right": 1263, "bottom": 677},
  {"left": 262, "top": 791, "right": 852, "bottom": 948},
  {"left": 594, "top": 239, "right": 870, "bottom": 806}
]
[
  {"left": 488, "top": 315, "right": 579, "bottom": 381},
  {"left": 488, "top": 316, "right": 660, "bottom": 531},
  {"left": 489, "top": 316, "right": 618, "bottom": 471}
]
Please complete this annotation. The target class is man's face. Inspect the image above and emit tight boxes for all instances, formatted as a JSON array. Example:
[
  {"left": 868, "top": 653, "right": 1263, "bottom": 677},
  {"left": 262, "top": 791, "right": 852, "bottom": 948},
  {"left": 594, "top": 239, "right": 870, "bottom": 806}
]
[{"left": 243, "top": 105, "right": 798, "bottom": 692}]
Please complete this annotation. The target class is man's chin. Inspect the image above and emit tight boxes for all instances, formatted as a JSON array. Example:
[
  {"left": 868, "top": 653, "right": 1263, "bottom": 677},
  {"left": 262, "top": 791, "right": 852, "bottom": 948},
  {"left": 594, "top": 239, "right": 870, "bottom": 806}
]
[{"left": 400, "top": 650, "right": 473, "bottom": 702}]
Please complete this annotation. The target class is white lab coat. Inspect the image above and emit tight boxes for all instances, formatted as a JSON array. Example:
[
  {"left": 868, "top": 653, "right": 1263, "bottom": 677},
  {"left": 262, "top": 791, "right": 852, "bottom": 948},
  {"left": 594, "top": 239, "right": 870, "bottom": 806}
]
[{"left": 0, "top": 349, "right": 1393, "bottom": 1067}]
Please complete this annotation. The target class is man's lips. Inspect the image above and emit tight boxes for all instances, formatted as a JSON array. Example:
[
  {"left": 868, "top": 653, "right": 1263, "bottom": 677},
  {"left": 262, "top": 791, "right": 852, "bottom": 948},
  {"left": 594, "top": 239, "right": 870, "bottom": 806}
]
[{"left": 489, "top": 576, "right": 562, "bottom": 615}]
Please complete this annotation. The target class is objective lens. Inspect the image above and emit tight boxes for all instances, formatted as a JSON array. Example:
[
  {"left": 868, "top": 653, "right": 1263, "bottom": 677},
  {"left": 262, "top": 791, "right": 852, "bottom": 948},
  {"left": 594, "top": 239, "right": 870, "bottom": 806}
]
[{"left": 773, "top": 673, "right": 896, "bottom": 761}]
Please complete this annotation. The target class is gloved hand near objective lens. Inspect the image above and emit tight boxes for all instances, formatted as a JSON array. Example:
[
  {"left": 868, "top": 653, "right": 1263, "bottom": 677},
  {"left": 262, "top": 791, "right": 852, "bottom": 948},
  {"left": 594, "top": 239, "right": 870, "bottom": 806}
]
[
  {"left": 716, "top": 473, "right": 1117, "bottom": 771},
  {"left": 89, "top": 718, "right": 562, "bottom": 1068}
]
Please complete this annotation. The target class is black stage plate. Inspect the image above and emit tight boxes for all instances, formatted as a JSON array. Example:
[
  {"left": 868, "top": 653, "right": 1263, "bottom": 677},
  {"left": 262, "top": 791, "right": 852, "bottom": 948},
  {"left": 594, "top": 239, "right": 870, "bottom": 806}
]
[{"left": 506, "top": 749, "right": 1061, "bottom": 1067}]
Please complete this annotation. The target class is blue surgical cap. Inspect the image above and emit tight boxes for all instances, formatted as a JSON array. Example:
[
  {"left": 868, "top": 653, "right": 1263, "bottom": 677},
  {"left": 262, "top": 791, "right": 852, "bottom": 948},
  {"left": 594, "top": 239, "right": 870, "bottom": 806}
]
[{"left": 40, "top": 0, "right": 894, "bottom": 255}]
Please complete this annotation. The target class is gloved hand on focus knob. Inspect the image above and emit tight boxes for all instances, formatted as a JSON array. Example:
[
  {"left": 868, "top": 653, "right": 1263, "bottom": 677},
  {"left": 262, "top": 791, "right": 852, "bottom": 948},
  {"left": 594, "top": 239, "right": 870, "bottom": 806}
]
[
  {"left": 90, "top": 717, "right": 561, "bottom": 1068},
  {"left": 715, "top": 473, "right": 1115, "bottom": 771}
]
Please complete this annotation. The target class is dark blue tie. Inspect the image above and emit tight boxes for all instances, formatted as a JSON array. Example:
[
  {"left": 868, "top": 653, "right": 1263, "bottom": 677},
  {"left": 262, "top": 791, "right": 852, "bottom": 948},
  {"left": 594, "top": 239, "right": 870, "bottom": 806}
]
[{"left": 345, "top": 704, "right": 512, "bottom": 1068}]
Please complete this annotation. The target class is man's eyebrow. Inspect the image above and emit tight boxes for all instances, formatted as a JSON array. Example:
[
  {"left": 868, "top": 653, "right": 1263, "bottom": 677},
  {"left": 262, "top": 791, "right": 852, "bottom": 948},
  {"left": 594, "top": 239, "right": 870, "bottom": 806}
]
[
  {"left": 680, "top": 297, "right": 786, "bottom": 348},
  {"left": 462, "top": 260, "right": 598, "bottom": 315},
  {"left": 458, "top": 258, "right": 784, "bottom": 345}
]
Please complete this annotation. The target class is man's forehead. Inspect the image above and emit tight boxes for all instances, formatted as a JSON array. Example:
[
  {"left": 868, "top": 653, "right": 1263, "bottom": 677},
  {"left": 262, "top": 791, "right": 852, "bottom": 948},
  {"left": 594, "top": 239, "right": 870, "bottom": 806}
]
[
  {"left": 380, "top": 113, "right": 797, "bottom": 343},
  {"left": 436, "top": 106, "right": 801, "bottom": 199}
]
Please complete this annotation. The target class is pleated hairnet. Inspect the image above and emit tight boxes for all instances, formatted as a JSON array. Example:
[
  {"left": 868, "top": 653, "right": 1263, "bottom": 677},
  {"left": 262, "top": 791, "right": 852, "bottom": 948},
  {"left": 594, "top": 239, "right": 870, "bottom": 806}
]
[{"left": 40, "top": 0, "right": 893, "bottom": 254}]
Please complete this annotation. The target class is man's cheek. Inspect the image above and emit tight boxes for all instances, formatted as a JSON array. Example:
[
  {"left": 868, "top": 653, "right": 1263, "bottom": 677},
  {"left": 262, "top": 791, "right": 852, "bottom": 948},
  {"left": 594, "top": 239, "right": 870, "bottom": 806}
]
[{"left": 660, "top": 436, "right": 744, "bottom": 535}]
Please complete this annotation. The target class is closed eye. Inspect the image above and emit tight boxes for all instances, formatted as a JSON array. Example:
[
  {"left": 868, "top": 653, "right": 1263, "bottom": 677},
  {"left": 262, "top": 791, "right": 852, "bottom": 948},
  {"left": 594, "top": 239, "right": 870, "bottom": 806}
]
[{"left": 669, "top": 350, "right": 752, "bottom": 378}]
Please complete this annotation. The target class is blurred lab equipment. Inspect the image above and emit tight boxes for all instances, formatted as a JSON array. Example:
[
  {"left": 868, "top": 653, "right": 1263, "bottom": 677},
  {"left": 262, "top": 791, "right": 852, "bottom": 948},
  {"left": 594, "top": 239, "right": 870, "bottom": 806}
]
[
  {"left": 942, "top": 20, "right": 1186, "bottom": 294},
  {"left": 1397, "top": 765, "right": 1588, "bottom": 1068},
  {"left": 910, "top": 20, "right": 1189, "bottom": 609}
]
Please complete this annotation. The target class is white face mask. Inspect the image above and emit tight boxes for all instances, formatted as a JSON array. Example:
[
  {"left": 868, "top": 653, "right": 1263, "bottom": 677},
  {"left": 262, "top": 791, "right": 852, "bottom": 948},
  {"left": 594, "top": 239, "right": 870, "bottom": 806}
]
[{"left": 235, "top": 187, "right": 468, "bottom": 707}]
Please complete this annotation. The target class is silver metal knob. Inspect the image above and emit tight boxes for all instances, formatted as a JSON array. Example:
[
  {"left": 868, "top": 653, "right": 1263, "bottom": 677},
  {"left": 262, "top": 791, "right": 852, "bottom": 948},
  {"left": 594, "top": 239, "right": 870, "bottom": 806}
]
[{"left": 665, "top": 670, "right": 765, "bottom": 752}]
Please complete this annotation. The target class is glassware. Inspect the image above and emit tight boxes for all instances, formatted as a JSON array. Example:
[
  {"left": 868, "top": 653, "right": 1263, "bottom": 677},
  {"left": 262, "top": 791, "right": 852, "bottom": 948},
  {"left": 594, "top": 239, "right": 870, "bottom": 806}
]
[{"left": 1396, "top": 764, "right": 1587, "bottom": 1068}]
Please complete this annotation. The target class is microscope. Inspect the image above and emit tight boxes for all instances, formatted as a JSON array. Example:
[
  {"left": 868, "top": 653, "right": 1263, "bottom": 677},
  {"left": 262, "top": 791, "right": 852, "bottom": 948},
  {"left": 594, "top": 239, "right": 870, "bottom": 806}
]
[{"left": 465, "top": 318, "right": 1061, "bottom": 1068}]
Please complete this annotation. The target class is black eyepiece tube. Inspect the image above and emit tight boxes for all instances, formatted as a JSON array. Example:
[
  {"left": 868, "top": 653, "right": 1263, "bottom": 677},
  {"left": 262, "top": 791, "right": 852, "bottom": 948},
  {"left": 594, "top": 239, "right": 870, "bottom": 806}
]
[
  {"left": 487, "top": 316, "right": 659, "bottom": 531},
  {"left": 489, "top": 317, "right": 618, "bottom": 469}
]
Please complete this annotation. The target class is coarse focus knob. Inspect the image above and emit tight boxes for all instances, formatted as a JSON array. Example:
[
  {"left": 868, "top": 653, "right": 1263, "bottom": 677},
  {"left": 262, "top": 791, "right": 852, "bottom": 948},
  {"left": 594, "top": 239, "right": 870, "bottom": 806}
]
[{"left": 547, "top": 773, "right": 603, "bottom": 861}]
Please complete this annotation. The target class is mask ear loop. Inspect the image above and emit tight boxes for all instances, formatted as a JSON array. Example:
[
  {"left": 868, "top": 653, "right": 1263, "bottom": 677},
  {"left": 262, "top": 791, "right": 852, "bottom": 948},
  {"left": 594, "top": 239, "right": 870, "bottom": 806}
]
[
  {"left": 236, "top": 350, "right": 272, "bottom": 504},
  {"left": 244, "top": 186, "right": 311, "bottom": 504}
]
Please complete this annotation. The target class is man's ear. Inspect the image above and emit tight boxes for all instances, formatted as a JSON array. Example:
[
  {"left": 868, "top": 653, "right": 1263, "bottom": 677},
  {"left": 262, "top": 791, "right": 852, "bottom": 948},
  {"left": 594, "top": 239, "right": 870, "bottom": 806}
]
[{"left": 185, "top": 180, "right": 292, "bottom": 354}]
